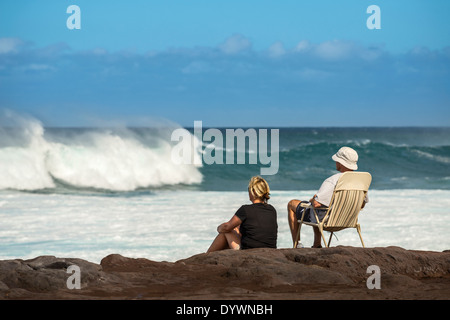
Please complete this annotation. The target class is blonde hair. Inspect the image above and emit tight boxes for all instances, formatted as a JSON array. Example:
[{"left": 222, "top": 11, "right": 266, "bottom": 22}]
[{"left": 248, "top": 176, "right": 270, "bottom": 203}]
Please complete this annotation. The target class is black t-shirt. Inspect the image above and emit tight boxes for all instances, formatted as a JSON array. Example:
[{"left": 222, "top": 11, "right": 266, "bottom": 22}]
[{"left": 235, "top": 203, "right": 278, "bottom": 250}]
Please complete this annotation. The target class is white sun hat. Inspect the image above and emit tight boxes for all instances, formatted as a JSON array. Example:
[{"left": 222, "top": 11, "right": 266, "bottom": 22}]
[{"left": 332, "top": 146, "right": 358, "bottom": 170}]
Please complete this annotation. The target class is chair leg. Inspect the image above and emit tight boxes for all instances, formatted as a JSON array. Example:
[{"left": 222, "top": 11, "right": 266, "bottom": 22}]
[
  {"left": 356, "top": 224, "right": 365, "bottom": 248},
  {"left": 319, "top": 225, "right": 328, "bottom": 248},
  {"left": 294, "top": 222, "right": 302, "bottom": 248},
  {"left": 327, "top": 232, "right": 333, "bottom": 247}
]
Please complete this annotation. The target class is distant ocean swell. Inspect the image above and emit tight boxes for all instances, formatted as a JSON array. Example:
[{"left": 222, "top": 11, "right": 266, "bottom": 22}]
[
  {"left": 270, "top": 140, "right": 450, "bottom": 191},
  {"left": 0, "top": 117, "right": 449, "bottom": 193}
]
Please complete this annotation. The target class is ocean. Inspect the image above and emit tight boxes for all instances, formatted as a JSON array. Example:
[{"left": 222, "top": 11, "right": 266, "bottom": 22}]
[{"left": 0, "top": 118, "right": 449, "bottom": 263}]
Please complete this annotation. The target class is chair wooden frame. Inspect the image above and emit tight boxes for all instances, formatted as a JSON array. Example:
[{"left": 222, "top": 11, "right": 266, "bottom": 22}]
[{"left": 294, "top": 172, "right": 372, "bottom": 248}]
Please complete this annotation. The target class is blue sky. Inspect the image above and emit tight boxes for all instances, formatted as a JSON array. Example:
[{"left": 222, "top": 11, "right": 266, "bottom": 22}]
[{"left": 0, "top": 0, "right": 449, "bottom": 127}]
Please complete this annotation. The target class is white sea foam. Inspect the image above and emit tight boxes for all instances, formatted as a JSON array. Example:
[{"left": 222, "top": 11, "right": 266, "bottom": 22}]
[
  {"left": 0, "top": 189, "right": 448, "bottom": 263},
  {"left": 0, "top": 115, "right": 55, "bottom": 190},
  {"left": 0, "top": 113, "right": 203, "bottom": 191},
  {"left": 46, "top": 130, "right": 202, "bottom": 191}
]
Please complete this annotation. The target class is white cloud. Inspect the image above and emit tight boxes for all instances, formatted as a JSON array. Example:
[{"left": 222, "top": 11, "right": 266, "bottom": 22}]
[
  {"left": 91, "top": 48, "right": 108, "bottom": 55},
  {"left": 294, "top": 40, "right": 311, "bottom": 53},
  {"left": 181, "top": 61, "right": 213, "bottom": 74},
  {"left": 292, "top": 39, "right": 384, "bottom": 62},
  {"left": 0, "top": 37, "right": 23, "bottom": 54},
  {"left": 26, "top": 64, "right": 56, "bottom": 72},
  {"left": 2, "top": 35, "right": 448, "bottom": 127},
  {"left": 297, "top": 68, "right": 331, "bottom": 80},
  {"left": 267, "top": 41, "right": 286, "bottom": 58},
  {"left": 314, "top": 40, "right": 354, "bottom": 60},
  {"left": 218, "top": 34, "right": 252, "bottom": 55}
]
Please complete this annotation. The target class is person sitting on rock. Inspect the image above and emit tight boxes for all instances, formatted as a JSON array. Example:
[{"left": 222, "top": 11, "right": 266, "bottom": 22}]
[
  {"left": 287, "top": 146, "right": 368, "bottom": 248},
  {"left": 207, "top": 176, "right": 278, "bottom": 252}
]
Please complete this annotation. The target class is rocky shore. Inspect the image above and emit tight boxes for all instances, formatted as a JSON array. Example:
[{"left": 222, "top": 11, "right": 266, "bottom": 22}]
[{"left": 0, "top": 246, "right": 449, "bottom": 300}]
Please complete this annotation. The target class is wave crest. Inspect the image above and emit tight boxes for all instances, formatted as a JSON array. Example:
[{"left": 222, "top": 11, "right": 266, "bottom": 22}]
[{"left": 0, "top": 114, "right": 203, "bottom": 192}]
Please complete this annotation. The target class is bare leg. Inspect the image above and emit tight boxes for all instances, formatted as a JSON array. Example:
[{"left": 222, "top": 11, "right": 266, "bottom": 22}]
[
  {"left": 224, "top": 228, "right": 241, "bottom": 250},
  {"left": 287, "top": 199, "right": 302, "bottom": 246},
  {"left": 312, "top": 227, "right": 322, "bottom": 248},
  {"left": 207, "top": 233, "right": 228, "bottom": 252},
  {"left": 289, "top": 199, "right": 324, "bottom": 248},
  {"left": 207, "top": 227, "right": 241, "bottom": 253}
]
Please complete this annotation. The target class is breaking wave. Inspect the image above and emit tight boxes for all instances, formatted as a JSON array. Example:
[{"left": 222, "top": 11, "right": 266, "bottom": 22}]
[{"left": 0, "top": 113, "right": 203, "bottom": 192}]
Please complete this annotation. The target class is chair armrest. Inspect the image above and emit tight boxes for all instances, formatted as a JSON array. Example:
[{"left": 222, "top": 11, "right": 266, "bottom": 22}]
[
  {"left": 299, "top": 202, "right": 311, "bottom": 208},
  {"left": 300, "top": 202, "right": 327, "bottom": 210},
  {"left": 298, "top": 203, "right": 329, "bottom": 225}
]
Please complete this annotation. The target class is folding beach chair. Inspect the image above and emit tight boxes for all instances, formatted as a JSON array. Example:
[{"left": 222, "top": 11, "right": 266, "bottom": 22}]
[{"left": 294, "top": 172, "right": 372, "bottom": 248}]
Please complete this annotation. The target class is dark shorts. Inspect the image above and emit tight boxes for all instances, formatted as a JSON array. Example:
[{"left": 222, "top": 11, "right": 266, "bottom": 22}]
[
  {"left": 295, "top": 201, "right": 326, "bottom": 224},
  {"left": 295, "top": 201, "right": 312, "bottom": 222}
]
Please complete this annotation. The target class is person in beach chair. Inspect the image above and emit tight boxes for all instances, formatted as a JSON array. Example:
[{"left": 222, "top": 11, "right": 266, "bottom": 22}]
[
  {"left": 287, "top": 146, "right": 369, "bottom": 248},
  {"left": 207, "top": 176, "right": 278, "bottom": 252}
]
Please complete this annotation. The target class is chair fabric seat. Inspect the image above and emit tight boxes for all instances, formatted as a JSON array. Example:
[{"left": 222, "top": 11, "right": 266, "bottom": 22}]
[{"left": 294, "top": 172, "right": 372, "bottom": 248}]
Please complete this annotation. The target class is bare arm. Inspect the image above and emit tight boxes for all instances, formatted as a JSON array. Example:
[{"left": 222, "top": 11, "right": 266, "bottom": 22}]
[
  {"left": 217, "top": 215, "right": 242, "bottom": 233},
  {"left": 309, "top": 195, "right": 323, "bottom": 208}
]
